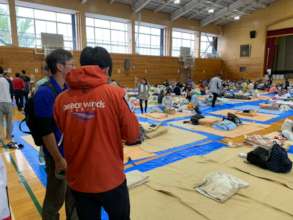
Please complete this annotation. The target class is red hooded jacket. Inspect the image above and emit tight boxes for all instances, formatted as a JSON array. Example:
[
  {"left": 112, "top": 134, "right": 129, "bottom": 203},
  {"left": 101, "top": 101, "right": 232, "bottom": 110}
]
[{"left": 54, "top": 66, "right": 140, "bottom": 193}]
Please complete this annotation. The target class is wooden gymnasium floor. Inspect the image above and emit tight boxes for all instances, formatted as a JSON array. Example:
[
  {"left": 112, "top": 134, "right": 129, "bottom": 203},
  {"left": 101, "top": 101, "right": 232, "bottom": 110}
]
[{"left": 2, "top": 107, "right": 293, "bottom": 220}]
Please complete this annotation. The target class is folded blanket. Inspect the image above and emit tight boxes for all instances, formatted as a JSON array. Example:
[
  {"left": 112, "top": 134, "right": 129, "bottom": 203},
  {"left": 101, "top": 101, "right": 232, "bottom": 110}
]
[
  {"left": 212, "top": 120, "right": 237, "bottom": 131},
  {"left": 195, "top": 171, "right": 249, "bottom": 203},
  {"left": 126, "top": 171, "right": 149, "bottom": 190}
]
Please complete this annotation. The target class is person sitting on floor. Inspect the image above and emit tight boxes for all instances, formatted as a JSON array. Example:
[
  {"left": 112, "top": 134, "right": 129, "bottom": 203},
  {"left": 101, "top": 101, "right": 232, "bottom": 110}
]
[
  {"left": 190, "top": 91, "right": 201, "bottom": 114},
  {"left": 269, "top": 84, "right": 278, "bottom": 93},
  {"left": 173, "top": 82, "right": 182, "bottom": 96},
  {"left": 199, "top": 81, "right": 206, "bottom": 95},
  {"left": 162, "top": 89, "right": 174, "bottom": 113}
]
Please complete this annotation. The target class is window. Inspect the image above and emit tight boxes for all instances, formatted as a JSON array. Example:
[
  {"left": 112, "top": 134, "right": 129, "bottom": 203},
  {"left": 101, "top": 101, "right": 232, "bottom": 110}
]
[
  {"left": 172, "top": 28, "right": 197, "bottom": 57},
  {"left": 0, "top": 2, "right": 11, "bottom": 46},
  {"left": 200, "top": 32, "right": 218, "bottom": 58},
  {"left": 85, "top": 15, "right": 130, "bottom": 54},
  {"left": 135, "top": 23, "right": 164, "bottom": 56},
  {"left": 16, "top": 4, "right": 76, "bottom": 50}
]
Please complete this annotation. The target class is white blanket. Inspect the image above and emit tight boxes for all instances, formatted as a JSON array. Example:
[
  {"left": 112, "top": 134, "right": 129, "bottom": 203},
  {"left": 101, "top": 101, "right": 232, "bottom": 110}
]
[
  {"left": 126, "top": 171, "right": 149, "bottom": 190},
  {"left": 196, "top": 171, "right": 249, "bottom": 203}
]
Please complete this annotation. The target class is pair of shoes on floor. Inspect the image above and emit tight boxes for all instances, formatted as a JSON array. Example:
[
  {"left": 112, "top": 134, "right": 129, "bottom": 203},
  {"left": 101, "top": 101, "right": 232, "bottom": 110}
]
[{"left": 2, "top": 141, "right": 24, "bottom": 149}]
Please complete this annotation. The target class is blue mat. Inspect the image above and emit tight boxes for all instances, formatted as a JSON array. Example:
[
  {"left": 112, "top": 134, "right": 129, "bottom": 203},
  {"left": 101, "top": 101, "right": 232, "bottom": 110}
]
[{"left": 233, "top": 104, "right": 282, "bottom": 115}]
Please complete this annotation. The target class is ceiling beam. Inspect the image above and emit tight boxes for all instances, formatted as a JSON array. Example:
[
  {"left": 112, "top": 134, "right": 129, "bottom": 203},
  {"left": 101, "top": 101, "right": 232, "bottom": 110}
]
[
  {"left": 134, "top": 0, "right": 153, "bottom": 13},
  {"left": 214, "top": 4, "right": 255, "bottom": 25},
  {"left": 171, "top": 0, "right": 201, "bottom": 21},
  {"left": 154, "top": 0, "right": 173, "bottom": 13},
  {"left": 187, "top": 0, "right": 223, "bottom": 20},
  {"left": 200, "top": 0, "right": 255, "bottom": 26}
]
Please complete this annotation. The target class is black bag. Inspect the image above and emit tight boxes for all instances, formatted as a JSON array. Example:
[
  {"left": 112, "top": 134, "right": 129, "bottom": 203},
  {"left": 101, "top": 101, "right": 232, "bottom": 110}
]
[
  {"left": 19, "top": 82, "right": 57, "bottom": 146},
  {"left": 247, "top": 144, "right": 292, "bottom": 173},
  {"left": 191, "top": 114, "right": 205, "bottom": 125},
  {"left": 247, "top": 147, "right": 270, "bottom": 169},
  {"left": 226, "top": 113, "right": 242, "bottom": 126}
]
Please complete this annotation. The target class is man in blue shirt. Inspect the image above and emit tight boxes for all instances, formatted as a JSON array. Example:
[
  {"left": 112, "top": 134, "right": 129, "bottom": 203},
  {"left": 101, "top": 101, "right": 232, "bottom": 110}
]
[{"left": 34, "top": 49, "right": 77, "bottom": 220}]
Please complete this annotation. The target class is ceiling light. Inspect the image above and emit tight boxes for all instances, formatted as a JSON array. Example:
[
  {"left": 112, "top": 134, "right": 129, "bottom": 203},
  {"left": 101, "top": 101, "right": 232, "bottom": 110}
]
[
  {"left": 208, "top": 9, "right": 214, "bottom": 14},
  {"left": 174, "top": 0, "right": 180, "bottom": 4},
  {"left": 234, "top": 16, "right": 240, "bottom": 20}
]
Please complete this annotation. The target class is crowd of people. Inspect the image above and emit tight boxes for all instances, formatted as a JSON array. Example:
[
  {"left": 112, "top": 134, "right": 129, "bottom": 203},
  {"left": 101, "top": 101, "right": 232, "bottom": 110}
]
[{"left": 1, "top": 45, "right": 293, "bottom": 220}]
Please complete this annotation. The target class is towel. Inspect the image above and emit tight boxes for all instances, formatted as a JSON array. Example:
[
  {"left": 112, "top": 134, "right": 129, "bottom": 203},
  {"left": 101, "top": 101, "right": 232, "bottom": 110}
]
[
  {"left": 195, "top": 171, "right": 249, "bottom": 203},
  {"left": 126, "top": 171, "right": 149, "bottom": 190}
]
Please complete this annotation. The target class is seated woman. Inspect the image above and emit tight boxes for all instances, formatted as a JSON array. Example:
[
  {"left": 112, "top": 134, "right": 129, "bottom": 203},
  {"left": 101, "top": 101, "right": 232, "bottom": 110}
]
[{"left": 162, "top": 89, "right": 174, "bottom": 113}]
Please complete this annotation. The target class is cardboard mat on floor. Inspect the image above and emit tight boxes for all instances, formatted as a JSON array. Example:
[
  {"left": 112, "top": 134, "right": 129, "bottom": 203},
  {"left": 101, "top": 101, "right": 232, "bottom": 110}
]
[
  {"left": 135, "top": 126, "right": 206, "bottom": 153},
  {"left": 130, "top": 185, "right": 206, "bottom": 220},
  {"left": 124, "top": 147, "right": 155, "bottom": 163},
  {"left": 143, "top": 156, "right": 293, "bottom": 220},
  {"left": 211, "top": 109, "right": 275, "bottom": 122},
  {"left": 140, "top": 112, "right": 192, "bottom": 121},
  {"left": 171, "top": 121, "right": 269, "bottom": 138}
]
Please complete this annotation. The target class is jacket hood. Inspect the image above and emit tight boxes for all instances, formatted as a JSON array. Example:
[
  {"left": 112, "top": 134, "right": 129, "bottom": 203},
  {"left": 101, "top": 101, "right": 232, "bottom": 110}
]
[{"left": 66, "top": 66, "right": 108, "bottom": 89}]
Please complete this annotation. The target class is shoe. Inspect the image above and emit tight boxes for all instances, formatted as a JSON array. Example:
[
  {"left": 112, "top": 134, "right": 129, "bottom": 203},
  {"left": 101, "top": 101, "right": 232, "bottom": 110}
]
[{"left": 39, "top": 155, "right": 46, "bottom": 166}]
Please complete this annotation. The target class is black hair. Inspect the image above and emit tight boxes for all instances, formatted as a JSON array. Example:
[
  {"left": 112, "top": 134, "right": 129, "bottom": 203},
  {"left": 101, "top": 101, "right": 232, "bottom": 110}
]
[
  {"left": 45, "top": 49, "right": 73, "bottom": 75},
  {"left": 80, "top": 47, "right": 112, "bottom": 76},
  {"left": 21, "top": 70, "right": 26, "bottom": 74},
  {"left": 0, "top": 66, "right": 3, "bottom": 74},
  {"left": 15, "top": 73, "right": 20, "bottom": 77}
]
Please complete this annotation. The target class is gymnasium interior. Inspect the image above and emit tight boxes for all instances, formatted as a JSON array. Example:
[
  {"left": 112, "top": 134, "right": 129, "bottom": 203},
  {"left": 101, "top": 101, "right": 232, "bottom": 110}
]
[{"left": 1, "top": 0, "right": 293, "bottom": 219}]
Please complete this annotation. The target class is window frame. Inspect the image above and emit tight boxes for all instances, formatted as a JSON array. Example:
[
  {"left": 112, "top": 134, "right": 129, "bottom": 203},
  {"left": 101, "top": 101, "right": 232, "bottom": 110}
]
[
  {"left": 200, "top": 32, "right": 218, "bottom": 58},
  {"left": 172, "top": 28, "right": 197, "bottom": 57},
  {"left": 135, "top": 22, "right": 165, "bottom": 56},
  {"left": 15, "top": 1, "right": 76, "bottom": 50},
  {"left": 0, "top": 1, "right": 12, "bottom": 46},
  {"left": 85, "top": 13, "right": 131, "bottom": 54}
]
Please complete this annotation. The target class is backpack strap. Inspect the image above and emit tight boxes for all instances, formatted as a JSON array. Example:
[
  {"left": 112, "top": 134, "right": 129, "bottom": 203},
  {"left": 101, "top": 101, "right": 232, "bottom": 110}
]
[{"left": 43, "top": 81, "right": 59, "bottom": 96}]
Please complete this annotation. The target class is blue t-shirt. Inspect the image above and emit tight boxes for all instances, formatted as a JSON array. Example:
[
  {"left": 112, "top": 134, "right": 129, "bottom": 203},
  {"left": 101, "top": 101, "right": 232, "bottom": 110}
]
[{"left": 34, "top": 77, "right": 64, "bottom": 156}]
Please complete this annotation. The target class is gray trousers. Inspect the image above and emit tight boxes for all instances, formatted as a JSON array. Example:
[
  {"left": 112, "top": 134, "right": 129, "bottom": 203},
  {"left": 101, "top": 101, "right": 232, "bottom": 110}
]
[
  {"left": 42, "top": 155, "right": 78, "bottom": 220},
  {"left": 0, "top": 102, "right": 13, "bottom": 142}
]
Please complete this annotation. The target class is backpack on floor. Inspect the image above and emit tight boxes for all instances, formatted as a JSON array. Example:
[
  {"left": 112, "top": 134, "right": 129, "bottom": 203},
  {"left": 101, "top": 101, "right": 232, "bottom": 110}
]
[
  {"left": 247, "top": 144, "right": 292, "bottom": 173},
  {"left": 225, "top": 113, "right": 242, "bottom": 126},
  {"left": 19, "top": 82, "right": 57, "bottom": 146},
  {"left": 191, "top": 114, "right": 205, "bottom": 125}
]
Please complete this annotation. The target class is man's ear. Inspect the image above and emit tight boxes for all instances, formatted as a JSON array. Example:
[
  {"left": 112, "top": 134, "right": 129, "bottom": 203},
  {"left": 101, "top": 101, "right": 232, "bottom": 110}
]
[
  {"left": 104, "top": 67, "right": 110, "bottom": 76},
  {"left": 56, "top": 63, "right": 64, "bottom": 73}
]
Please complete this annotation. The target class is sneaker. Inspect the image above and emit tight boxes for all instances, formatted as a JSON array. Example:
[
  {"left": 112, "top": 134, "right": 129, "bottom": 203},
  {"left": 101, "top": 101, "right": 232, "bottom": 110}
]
[{"left": 39, "top": 155, "right": 46, "bottom": 166}]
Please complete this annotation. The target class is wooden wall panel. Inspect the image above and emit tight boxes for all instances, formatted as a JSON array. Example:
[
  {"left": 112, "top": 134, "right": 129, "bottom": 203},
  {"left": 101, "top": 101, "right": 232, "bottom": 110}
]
[
  {"left": 220, "top": 0, "right": 293, "bottom": 80},
  {"left": 0, "top": 47, "right": 222, "bottom": 87}
]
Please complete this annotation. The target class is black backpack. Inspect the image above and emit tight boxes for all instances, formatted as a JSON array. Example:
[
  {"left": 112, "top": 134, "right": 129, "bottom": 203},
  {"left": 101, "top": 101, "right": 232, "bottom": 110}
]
[
  {"left": 247, "top": 144, "right": 292, "bottom": 173},
  {"left": 19, "top": 82, "right": 57, "bottom": 146},
  {"left": 191, "top": 114, "right": 205, "bottom": 125},
  {"left": 225, "top": 113, "right": 242, "bottom": 126}
]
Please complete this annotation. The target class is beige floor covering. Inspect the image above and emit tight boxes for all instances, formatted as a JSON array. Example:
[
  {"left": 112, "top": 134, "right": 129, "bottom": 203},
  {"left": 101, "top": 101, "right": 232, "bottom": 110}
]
[
  {"left": 123, "top": 147, "right": 155, "bottom": 163},
  {"left": 143, "top": 154, "right": 293, "bottom": 220},
  {"left": 141, "top": 112, "right": 192, "bottom": 121},
  {"left": 135, "top": 126, "right": 206, "bottom": 153},
  {"left": 211, "top": 109, "right": 275, "bottom": 121},
  {"left": 170, "top": 121, "right": 269, "bottom": 138}
]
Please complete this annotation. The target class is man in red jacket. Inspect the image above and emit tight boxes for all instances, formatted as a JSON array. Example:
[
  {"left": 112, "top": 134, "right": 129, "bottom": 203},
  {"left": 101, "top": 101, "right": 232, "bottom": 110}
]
[
  {"left": 12, "top": 73, "right": 25, "bottom": 111},
  {"left": 54, "top": 47, "right": 140, "bottom": 220}
]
